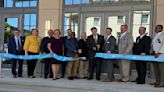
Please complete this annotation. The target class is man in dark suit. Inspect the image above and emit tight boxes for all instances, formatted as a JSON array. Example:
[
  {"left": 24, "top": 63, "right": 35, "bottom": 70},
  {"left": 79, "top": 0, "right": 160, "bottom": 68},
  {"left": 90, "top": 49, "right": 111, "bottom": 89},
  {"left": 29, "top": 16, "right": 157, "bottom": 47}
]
[
  {"left": 40, "top": 29, "right": 53, "bottom": 79},
  {"left": 133, "top": 27, "right": 151, "bottom": 84},
  {"left": 102, "top": 28, "right": 116, "bottom": 82},
  {"left": 86, "top": 27, "right": 104, "bottom": 80},
  {"left": 8, "top": 29, "right": 25, "bottom": 78}
]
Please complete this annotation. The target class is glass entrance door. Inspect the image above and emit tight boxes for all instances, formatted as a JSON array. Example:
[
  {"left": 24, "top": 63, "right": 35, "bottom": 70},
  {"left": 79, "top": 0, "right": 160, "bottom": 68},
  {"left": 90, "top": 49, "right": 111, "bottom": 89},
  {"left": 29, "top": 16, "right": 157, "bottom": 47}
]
[
  {"left": 0, "top": 15, "right": 21, "bottom": 51},
  {"left": 82, "top": 13, "right": 129, "bottom": 39}
]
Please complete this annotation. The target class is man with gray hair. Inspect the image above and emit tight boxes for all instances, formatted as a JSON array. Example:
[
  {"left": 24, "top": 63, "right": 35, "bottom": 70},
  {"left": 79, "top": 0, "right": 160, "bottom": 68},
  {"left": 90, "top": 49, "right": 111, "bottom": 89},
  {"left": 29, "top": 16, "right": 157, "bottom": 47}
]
[
  {"left": 118, "top": 25, "right": 133, "bottom": 82},
  {"left": 133, "top": 26, "right": 151, "bottom": 84}
]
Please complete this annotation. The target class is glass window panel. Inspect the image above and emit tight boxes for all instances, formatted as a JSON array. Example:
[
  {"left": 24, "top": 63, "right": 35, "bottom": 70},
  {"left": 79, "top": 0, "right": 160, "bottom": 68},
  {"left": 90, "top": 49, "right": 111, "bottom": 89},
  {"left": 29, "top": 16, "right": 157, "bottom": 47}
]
[
  {"left": 30, "top": 1, "right": 37, "bottom": 7},
  {"left": 65, "top": 0, "right": 73, "bottom": 5},
  {"left": 85, "top": 17, "right": 101, "bottom": 36},
  {"left": 64, "top": 25, "right": 70, "bottom": 36},
  {"left": 24, "top": 26, "right": 30, "bottom": 30},
  {"left": 31, "top": 14, "right": 37, "bottom": 25},
  {"left": 133, "top": 13, "right": 142, "bottom": 25},
  {"left": 4, "top": 0, "right": 13, "bottom": 7},
  {"left": 24, "top": 14, "right": 30, "bottom": 25},
  {"left": 15, "top": 2, "right": 22, "bottom": 7},
  {"left": 108, "top": 16, "right": 125, "bottom": 39},
  {"left": 30, "top": 26, "right": 36, "bottom": 30},
  {"left": 23, "top": 1, "right": 30, "bottom": 7},
  {"left": 7, "top": 18, "right": 18, "bottom": 28},
  {"left": 133, "top": 25, "right": 140, "bottom": 42},
  {"left": 132, "top": 11, "right": 150, "bottom": 42},
  {"left": 82, "top": 0, "right": 89, "bottom": 4},
  {"left": 73, "top": 0, "right": 81, "bottom": 4}
]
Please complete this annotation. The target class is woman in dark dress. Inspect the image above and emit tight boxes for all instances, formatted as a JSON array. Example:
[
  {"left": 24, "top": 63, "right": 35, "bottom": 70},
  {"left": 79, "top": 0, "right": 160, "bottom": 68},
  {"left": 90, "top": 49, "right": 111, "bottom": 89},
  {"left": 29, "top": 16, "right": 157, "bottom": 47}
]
[{"left": 47, "top": 29, "right": 64, "bottom": 80}]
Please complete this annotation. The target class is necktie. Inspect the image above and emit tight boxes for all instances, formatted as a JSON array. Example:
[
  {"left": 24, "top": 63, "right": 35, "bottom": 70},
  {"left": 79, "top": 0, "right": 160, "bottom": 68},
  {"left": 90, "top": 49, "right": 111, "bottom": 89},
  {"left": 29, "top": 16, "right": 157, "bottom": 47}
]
[{"left": 17, "top": 37, "right": 22, "bottom": 51}]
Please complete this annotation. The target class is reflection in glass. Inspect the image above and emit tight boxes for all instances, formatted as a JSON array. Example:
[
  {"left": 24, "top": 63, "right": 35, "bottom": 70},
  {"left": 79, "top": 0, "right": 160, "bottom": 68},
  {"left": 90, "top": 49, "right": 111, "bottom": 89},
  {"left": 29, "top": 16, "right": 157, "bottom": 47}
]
[
  {"left": 24, "top": 14, "right": 37, "bottom": 32},
  {"left": 108, "top": 16, "right": 125, "bottom": 39},
  {"left": 85, "top": 17, "right": 101, "bottom": 36},
  {"left": 4, "top": 0, "right": 13, "bottom": 7},
  {"left": 65, "top": 0, "right": 73, "bottom": 5},
  {"left": 133, "top": 11, "right": 150, "bottom": 42},
  {"left": 64, "top": 13, "right": 79, "bottom": 37}
]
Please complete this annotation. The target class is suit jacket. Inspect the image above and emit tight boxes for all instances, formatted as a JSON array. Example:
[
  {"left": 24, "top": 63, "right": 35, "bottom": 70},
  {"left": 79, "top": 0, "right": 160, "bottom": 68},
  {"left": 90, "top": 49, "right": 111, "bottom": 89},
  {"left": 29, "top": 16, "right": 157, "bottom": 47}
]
[
  {"left": 86, "top": 35, "right": 104, "bottom": 58},
  {"left": 8, "top": 36, "right": 25, "bottom": 54},
  {"left": 78, "top": 39, "right": 88, "bottom": 57},
  {"left": 40, "top": 36, "right": 52, "bottom": 53},
  {"left": 118, "top": 32, "right": 133, "bottom": 54},
  {"left": 103, "top": 36, "right": 116, "bottom": 53},
  {"left": 65, "top": 37, "right": 78, "bottom": 57},
  {"left": 153, "top": 31, "right": 164, "bottom": 54},
  {"left": 133, "top": 35, "right": 151, "bottom": 55}
]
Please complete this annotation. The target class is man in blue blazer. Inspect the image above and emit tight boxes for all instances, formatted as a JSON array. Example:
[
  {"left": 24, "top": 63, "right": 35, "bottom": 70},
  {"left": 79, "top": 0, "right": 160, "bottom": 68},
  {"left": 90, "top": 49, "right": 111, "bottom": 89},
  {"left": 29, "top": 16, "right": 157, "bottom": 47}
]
[{"left": 8, "top": 29, "right": 25, "bottom": 78}]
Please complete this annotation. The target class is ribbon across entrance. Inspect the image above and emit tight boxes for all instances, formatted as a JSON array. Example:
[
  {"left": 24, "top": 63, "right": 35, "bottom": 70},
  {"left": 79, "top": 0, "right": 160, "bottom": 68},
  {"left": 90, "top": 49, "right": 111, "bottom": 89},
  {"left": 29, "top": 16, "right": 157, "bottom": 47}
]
[
  {"left": 0, "top": 53, "right": 164, "bottom": 62},
  {"left": 95, "top": 53, "right": 164, "bottom": 62}
]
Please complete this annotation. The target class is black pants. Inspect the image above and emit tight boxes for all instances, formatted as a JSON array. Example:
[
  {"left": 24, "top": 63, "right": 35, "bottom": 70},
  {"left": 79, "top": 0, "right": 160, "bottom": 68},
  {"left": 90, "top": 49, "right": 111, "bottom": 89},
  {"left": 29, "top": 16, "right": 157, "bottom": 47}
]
[
  {"left": 44, "top": 58, "right": 53, "bottom": 78},
  {"left": 11, "top": 59, "right": 23, "bottom": 76},
  {"left": 11, "top": 51, "right": 24, "bottom": 76},
  {"left": 61, "top": 62, "right": 67, "bottom": 77},
  {"left": 27, "top": 52, "right": 38, "bottom": 76},
  {"left": 136, "top": 61, "right": 147, "bottom": 83},
  {"left": 89, "top": 58, "right": 102, "bottom": 79}
]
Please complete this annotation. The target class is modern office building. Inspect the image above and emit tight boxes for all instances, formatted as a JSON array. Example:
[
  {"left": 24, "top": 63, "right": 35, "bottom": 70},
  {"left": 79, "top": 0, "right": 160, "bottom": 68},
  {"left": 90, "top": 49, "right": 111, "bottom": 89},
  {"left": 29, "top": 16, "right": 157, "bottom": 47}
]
[{"left": 0, "top": 0, "right": 163, "bottom": 47}]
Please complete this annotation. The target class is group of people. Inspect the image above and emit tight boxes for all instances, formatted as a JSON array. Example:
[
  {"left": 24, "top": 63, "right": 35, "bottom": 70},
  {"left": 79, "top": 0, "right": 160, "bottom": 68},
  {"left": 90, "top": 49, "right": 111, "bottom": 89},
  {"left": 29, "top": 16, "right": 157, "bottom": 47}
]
[{"left": 7, "top": 24, "right": 164, "bottom": 88}]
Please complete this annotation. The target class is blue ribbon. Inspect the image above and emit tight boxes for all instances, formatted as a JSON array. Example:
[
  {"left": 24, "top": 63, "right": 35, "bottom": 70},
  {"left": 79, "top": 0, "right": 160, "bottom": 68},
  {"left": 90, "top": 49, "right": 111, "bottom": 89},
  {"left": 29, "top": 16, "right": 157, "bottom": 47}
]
[
  {"left": 0, "top": 53, "right": 86, "bottom": 62},
  {"left": 0, "top": 53, "right": 164, "bottom": 62},
  {"left": 95, "top": 53, "right": 164, "bottom": 62}
]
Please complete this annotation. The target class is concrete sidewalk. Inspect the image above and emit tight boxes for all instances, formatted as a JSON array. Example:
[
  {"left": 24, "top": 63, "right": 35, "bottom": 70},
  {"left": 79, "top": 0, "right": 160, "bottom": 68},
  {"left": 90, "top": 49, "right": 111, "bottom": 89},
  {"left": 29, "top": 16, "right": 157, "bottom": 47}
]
[{"left": 0, "top": 76, "right": 164, "bottom": 92}]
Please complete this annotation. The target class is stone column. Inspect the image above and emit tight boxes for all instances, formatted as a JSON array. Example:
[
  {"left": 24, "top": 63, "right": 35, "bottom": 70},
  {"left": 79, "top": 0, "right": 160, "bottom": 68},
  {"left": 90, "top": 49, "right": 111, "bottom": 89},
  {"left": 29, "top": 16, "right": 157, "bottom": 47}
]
[{"left": 35, "top": 0, "right": 63, "bottom": 77}]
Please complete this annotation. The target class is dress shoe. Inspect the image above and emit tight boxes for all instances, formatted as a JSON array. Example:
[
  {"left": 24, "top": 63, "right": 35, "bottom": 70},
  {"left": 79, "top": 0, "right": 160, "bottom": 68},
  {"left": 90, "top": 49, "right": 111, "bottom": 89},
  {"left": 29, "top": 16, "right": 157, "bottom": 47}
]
[
  {"left": 154, "top": 83, "right": 164, "bottom": 88},
  {"left": 28, "top": 75, "right": 36, "bottom": 78},
  {"left": 96, "top": 78, "right": 100, "bottom": 80},
  {"left": 118, "top": 79, "right": 129, "bottom": 82},
  {"left": 88, "top": 77, "right": 93, "bottom": 80},
  {"left": 137, "top": 82, "right": 145, "bottom": 84},
  {"left": 13, "top": 75, "right": 17, "bottom": 78},
  {"left": 18, "top": 75, "right": 23, "bottom": 78},
  {"left": 74, "top": 76, "right": 79, "bottom": 79},
  {"left": 68, "top": 77, "right": 74, "bottom": 80},
  {"left": 102, "top": 80, "right": 112, "bottom": 82},
  {"left": 150, "top": 82, "right": 159, "bottom": 85}
]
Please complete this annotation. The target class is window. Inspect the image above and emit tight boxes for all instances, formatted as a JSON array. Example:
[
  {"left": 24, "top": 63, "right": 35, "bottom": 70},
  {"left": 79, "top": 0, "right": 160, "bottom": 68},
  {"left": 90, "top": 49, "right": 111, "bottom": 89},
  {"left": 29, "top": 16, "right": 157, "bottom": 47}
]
[
  {"left": 4, "top": 0, "right": 13, "bottom": 7},
  {"left": 132, "top": 11, "right": 150, "bottom": 42},
  {"left": 64, "top": 13, "right": 79, "bottom": 37},
  {"left": 15, "top": 0, "right": 37, "bottom": 7},
  {"left": 64, "top": 0, "right": 151, "bottom": 5},
  {"left": 24, "top": 14, "right": 37, "bottom": 32}
]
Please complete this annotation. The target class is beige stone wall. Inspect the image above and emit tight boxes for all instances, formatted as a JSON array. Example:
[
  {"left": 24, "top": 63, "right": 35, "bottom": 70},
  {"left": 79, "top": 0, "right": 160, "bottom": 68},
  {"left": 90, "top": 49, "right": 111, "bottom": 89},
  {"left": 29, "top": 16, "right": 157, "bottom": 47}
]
[
  {"left": 156, "top": 0, "right": 164, "bottom": 26},
  {"left": 38, "top": 0, "right": 63, "bottom": 37}
]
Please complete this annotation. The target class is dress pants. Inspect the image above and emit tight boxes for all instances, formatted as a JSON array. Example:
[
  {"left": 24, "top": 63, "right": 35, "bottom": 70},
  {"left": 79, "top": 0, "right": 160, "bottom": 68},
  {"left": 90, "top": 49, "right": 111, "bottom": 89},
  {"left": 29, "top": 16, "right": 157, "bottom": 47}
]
[
  {"left": 11, "top": 59, "right": 23, "bottom": 76},
  {"left": 159, "top": 63, "right": 164, "bottom": 83},
  {"left": 11, "top": 51, "right": 23, "bottom": 76},
  {"left": 120, "top": 60, "right": 130, "bottom": 81},
  {"left": 79, "top": 60, "right": 89, "bottom": 78},
  {"left": 105, "top": 60, "right": 114, "bottom": 81},
  {"left": 67, "top": 54, "right": 79, "bottom": 77},
  {"left": 61, "top": 62, "right": 67, "bottom": 77},
  {"left": 153, "top": 62, "right": 160, "bottom": 84},
  {"left": 44, "top": 58, "right": 53, "bottom": 78},
  {"left": 89, "top": 58, "right": 102, "bottom": 79},
  {"left": 27, "top": 52, "right": 38, "bottom": 76},
  {"left": 136, "top": 61, "right": 147, "bottom": 83}
]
